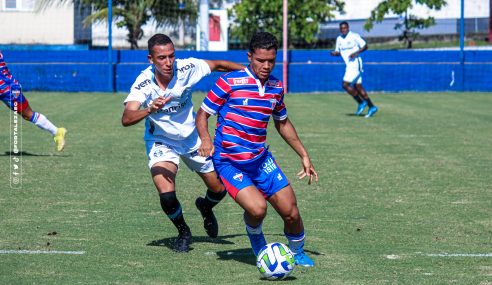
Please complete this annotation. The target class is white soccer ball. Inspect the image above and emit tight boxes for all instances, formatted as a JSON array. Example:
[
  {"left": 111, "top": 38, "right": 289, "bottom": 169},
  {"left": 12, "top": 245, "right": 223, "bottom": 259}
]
[{"left": 256, "top": 242, "right": 296, "bottom": 280}]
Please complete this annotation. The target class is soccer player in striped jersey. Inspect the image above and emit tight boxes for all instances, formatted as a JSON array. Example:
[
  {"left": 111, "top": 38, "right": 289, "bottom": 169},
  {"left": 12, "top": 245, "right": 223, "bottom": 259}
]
[
  {"left": 0, "top": 51, "right": 67, "bottom": 151},
  {"left": 121, "top": 34, "right": 244, "bottom": 252},
  {"left": 196, "top": 32, "right": 319, "bottom": 267},
  {"left": 331, "top": 21, "right": 378, "bottom": 117}
]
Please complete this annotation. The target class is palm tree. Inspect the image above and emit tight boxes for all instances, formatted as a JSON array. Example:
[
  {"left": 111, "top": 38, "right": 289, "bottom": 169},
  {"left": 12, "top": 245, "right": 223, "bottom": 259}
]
[{"left": 38, "top": 0, "right": 198, "bottom": 49}]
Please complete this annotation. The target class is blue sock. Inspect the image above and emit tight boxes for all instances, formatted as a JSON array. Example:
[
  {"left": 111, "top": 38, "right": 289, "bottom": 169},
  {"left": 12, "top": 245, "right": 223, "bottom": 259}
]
[
  {"left": 285, "top": 231, "right": 305, "bottom": 254},
  {"left": 245, "top": 222, "right": 266, "bottom": 256}
]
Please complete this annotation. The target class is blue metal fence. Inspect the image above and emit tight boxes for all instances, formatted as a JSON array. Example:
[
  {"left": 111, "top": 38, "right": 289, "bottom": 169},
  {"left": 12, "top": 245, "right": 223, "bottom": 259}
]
[{"left": 3, "top": 50, "right": 492, "bottom": 93}]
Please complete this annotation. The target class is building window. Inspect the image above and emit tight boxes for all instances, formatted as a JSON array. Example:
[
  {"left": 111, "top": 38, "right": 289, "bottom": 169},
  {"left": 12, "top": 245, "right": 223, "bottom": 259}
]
[{"left": 4, "top": 0, "right": 35, "bottom": 11}]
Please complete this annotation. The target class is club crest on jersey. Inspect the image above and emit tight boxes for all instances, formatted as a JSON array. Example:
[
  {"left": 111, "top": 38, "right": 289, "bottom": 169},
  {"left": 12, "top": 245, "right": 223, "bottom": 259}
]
[
  {"left": 12, "top": 90, "right": 21, "bottom": 98},
  {"left": 153, "top": 149, "right": 164, "bottom": 158},
  {"left": 233, "top": 172, "right": 243, "bottom": 182},
  {"left": 266, "top": 80, "right": 280, "bottom": 87}
]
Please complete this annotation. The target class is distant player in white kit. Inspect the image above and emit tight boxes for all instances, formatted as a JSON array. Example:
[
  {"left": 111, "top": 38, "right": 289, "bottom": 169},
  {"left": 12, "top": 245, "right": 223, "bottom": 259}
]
[
  {"left": 121, "top": 34, "right": 244, "bottom": 252},
  {"left": 331, "top": 21, "right": 378, "bottom": 117}
]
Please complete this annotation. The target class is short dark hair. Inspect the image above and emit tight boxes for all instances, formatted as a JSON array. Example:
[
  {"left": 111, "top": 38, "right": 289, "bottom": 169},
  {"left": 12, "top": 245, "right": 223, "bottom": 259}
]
[
  {"left": 249, "top": 32, "right": 278, "bottom": 53},
  {"left": 148, "top": 34, "right": 174, "bottom": 54},
  {"left": 339, "top": 21, "right": 349, "bottom": 28}
]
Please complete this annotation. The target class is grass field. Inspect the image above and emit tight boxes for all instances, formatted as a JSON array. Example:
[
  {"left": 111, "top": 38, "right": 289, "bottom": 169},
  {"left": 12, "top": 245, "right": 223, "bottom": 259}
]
[{"left": 0, "top": 92, "right": 491, "bottom": 285}]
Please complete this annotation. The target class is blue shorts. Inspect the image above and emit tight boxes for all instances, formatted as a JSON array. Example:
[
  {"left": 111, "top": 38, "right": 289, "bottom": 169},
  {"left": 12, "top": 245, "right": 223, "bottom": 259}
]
[
  {"left": 0, "top": 78, "right": 28, "bottom": 113},
  {"left": 213, "top": 151, "right": 290, "bottom": 200}
]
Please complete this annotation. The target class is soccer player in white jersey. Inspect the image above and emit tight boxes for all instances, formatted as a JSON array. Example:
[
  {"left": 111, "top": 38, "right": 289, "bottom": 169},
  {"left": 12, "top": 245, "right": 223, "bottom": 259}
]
[
  {"left": 331, "top": 21, "right": 378, "bottom": 117},
  {"left": 121, "top": 34, "right": 244, "bottom": 252}
]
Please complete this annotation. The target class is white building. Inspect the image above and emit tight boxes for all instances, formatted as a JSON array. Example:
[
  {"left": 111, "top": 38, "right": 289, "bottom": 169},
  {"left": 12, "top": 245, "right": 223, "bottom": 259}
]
[{"left": 0, "top": 0, "right": 489, "bottom": 47}]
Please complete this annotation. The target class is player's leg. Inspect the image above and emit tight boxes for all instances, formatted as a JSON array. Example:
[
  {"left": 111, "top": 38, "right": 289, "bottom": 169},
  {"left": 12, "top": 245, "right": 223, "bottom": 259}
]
[
  {"left": 268, "top": 186, "right": 314, "bottom": 267},
  {"left": 343, "top": 63, "right": 367, "bottom": 116},
  {"left": 214, "top": 160, "right": 268, "bottom": 256},
  {"left": 355, "top": 83, "right": 378, "bottom": 118},
  {"left": 147, "top": 142, "right": 191, "bottom": 252},
  {"left": 255, "top": 152, "right": 314, "bottom": 267},
  {"left": 342, "top": 81, "right": 363, "bottom": 104},
  {"left": 343, "top": 63, "right": 364, "bottom": 104},
  {"left": 195, "top": 171, "right": 226, "bottom": 238},
  {"left": 235, "top": 186, "right": 268, "bottom": 256},
  {"left": 181, "top": 152, "right": 227, "bottom": 238},
  {"left": 10, "top": 84, "right": 67, "bottom": 151}
]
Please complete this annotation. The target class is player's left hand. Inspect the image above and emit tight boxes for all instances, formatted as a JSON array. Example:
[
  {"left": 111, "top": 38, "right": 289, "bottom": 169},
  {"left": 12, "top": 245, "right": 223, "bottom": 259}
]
[
  {"left": 297, "top": 157, "right": 318, "bottom": 185},
  {"left": 349, "top": 52, "right": 358, "bottom": 59}
]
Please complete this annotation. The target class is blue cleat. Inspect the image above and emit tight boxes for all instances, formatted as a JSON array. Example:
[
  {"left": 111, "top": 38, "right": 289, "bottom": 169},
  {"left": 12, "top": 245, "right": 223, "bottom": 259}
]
[
  {"left": 294, "top": 251, "right": 314, "bottom": 267},
  {"left": 365, "top": 106, "right": 379, "bottom": 118},
  {"left": 355, "top": 100, "right": 368, "bottom": 116},
  {"left": 247, "top": 232, "right": 267, "bottom": 256}
]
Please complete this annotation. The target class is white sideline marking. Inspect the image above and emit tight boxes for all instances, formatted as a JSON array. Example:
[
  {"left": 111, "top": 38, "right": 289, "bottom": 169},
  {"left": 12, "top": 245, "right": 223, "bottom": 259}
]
[
  {"left": 204, "top": 251, "right": 251, "bottom": 256},
  {"left": 0, "top": 250, "right": 85, "bottom": 255},
  {"left": 426, "top": 253, "right": 492, "bottom": 257}
]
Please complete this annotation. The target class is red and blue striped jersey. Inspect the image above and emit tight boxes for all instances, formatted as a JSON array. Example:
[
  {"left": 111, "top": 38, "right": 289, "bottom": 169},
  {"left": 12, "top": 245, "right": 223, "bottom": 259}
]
[
  {"left": 201, "top": 66, "right": 287, "bottom": 163},
  {"left": 0, "top": 51, "right": 17, "bottom": 95}
]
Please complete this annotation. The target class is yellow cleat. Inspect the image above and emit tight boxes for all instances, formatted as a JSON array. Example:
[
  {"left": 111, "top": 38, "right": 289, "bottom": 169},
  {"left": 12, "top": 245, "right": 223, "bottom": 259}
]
[{"left": 54, "top": 127, "right": 67, "bottom": 151}]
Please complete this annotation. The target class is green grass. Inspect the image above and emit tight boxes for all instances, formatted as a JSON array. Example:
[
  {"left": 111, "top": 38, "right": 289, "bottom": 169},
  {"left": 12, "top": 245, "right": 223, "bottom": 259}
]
[{"left": 0, "top": 92, "right": 491, "bottom": 284}]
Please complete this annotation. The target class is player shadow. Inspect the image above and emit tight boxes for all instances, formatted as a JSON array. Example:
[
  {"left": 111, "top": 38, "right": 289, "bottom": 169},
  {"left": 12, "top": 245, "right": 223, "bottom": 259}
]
[
  {"left": 147, "top": 233, "right": 241, "bottom": 252},
  {"left": 215, "top": 247, "right": 257, "bottom": 265},
  {"left": 1, "top": 151, "right": 65, "bottom": 157},
  {"left": 345, "top": 113, "right": 361, "bottom": 117}
]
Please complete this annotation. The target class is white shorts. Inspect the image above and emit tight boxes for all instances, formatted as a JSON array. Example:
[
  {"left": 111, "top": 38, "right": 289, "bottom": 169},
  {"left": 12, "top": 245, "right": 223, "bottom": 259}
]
[
  {"left": 145, "top": 140, "right": 214, "bottom": 173},
  {"left": 343, "top": 58, "right": 363, "bottom": 85}
]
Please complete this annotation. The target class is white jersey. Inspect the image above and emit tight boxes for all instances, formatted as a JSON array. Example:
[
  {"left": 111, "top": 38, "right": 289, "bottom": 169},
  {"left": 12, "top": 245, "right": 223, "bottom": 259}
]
[
  {"left": 124, "top": 58, "right": 211, "bottom": 146},
  {"left": 335, "top": 31, "right": 366, "bottom": 65}
]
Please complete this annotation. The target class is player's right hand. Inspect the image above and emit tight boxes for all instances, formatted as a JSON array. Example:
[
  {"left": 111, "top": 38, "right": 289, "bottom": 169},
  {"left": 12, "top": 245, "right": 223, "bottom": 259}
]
[{"left": 149, "top": 96, "right": 171, "bottom": 113}]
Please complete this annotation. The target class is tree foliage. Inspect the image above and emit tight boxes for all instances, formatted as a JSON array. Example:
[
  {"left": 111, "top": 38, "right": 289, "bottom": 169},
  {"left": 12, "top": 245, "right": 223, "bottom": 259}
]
[
  {"left": 229, "top": 0, "right": 344, "bottom": 47},
  {"left": 364, "top": 0, "right": 447, "bottom": 48},
  {"left": 39, "top": 0, "right": 198, "bottom": 49}
]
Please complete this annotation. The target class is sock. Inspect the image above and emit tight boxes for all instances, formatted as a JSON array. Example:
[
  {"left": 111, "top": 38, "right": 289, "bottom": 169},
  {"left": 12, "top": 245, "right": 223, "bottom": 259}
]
[
  {"left": 245, "top": 220, "right": 267, "bottom": 256},
  {"left": 201, "top": 189, "right": 227, "bottom": 211},
  {"left": 30, "top": 112, "right": 57, "bottom": 136},
  {"left": 245, "top": 222, "right": 263, "bottom": 235},
  {"left": 285, "top": 231, "right": 305, "bottom": 254},
  {"left": 365, "top": 98, "right": 374, "bottom": 108},
  {"left": 352, "top": 95, "right": 364, "bottom": 104},
  {"left": 159, "top": 192, "right": 190, "bottom": 234}
]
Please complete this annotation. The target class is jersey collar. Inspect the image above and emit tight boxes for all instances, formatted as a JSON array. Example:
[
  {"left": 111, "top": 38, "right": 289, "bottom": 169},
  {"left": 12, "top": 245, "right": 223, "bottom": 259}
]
[{"left": 245, "top": 65, "right": 266, "bottom": 97}]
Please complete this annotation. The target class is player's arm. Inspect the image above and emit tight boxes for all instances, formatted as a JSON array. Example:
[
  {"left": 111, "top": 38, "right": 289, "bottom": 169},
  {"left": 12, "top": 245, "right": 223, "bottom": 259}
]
[
  {"left": 350, "top": 35, "right": 368, "bottom": 58},
  {"left": 330, "top": 38, "right": 341, "bottom": 56},
  {"left": 196, "top": 108, "right": 214, "bottom": 157},
  {"left": 350, "top": 44, "right": 368, "bottom": 59},
  {"left": 121, "top": 97, "right": 171, "bottom": 127},
  {"left": 274, "top": 118, "right": 318, "bottom": 184},
  {"left": 204, "top": 60, "right": 244, "bottom": 72}
]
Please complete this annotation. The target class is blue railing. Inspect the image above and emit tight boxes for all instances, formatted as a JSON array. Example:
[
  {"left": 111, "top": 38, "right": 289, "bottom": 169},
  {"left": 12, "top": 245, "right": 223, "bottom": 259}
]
[{"left": 3, "top": 50, "right": 491, "bottom": 93}]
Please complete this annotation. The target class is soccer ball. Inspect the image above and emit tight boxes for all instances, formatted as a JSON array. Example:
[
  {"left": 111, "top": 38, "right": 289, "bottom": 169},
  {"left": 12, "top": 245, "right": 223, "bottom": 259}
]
[{"left": 256, "top": 242, "right": 296, "bottom": 280}]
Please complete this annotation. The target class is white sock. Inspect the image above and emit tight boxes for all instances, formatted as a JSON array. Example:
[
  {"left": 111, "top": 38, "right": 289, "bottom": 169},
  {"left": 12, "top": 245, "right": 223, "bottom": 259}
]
[
  {"left": 246, "top": 223, "right": 263, "bottom": 235},
  {"left": 30, "top": 112, "right": 57, "bottom": 136}
]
